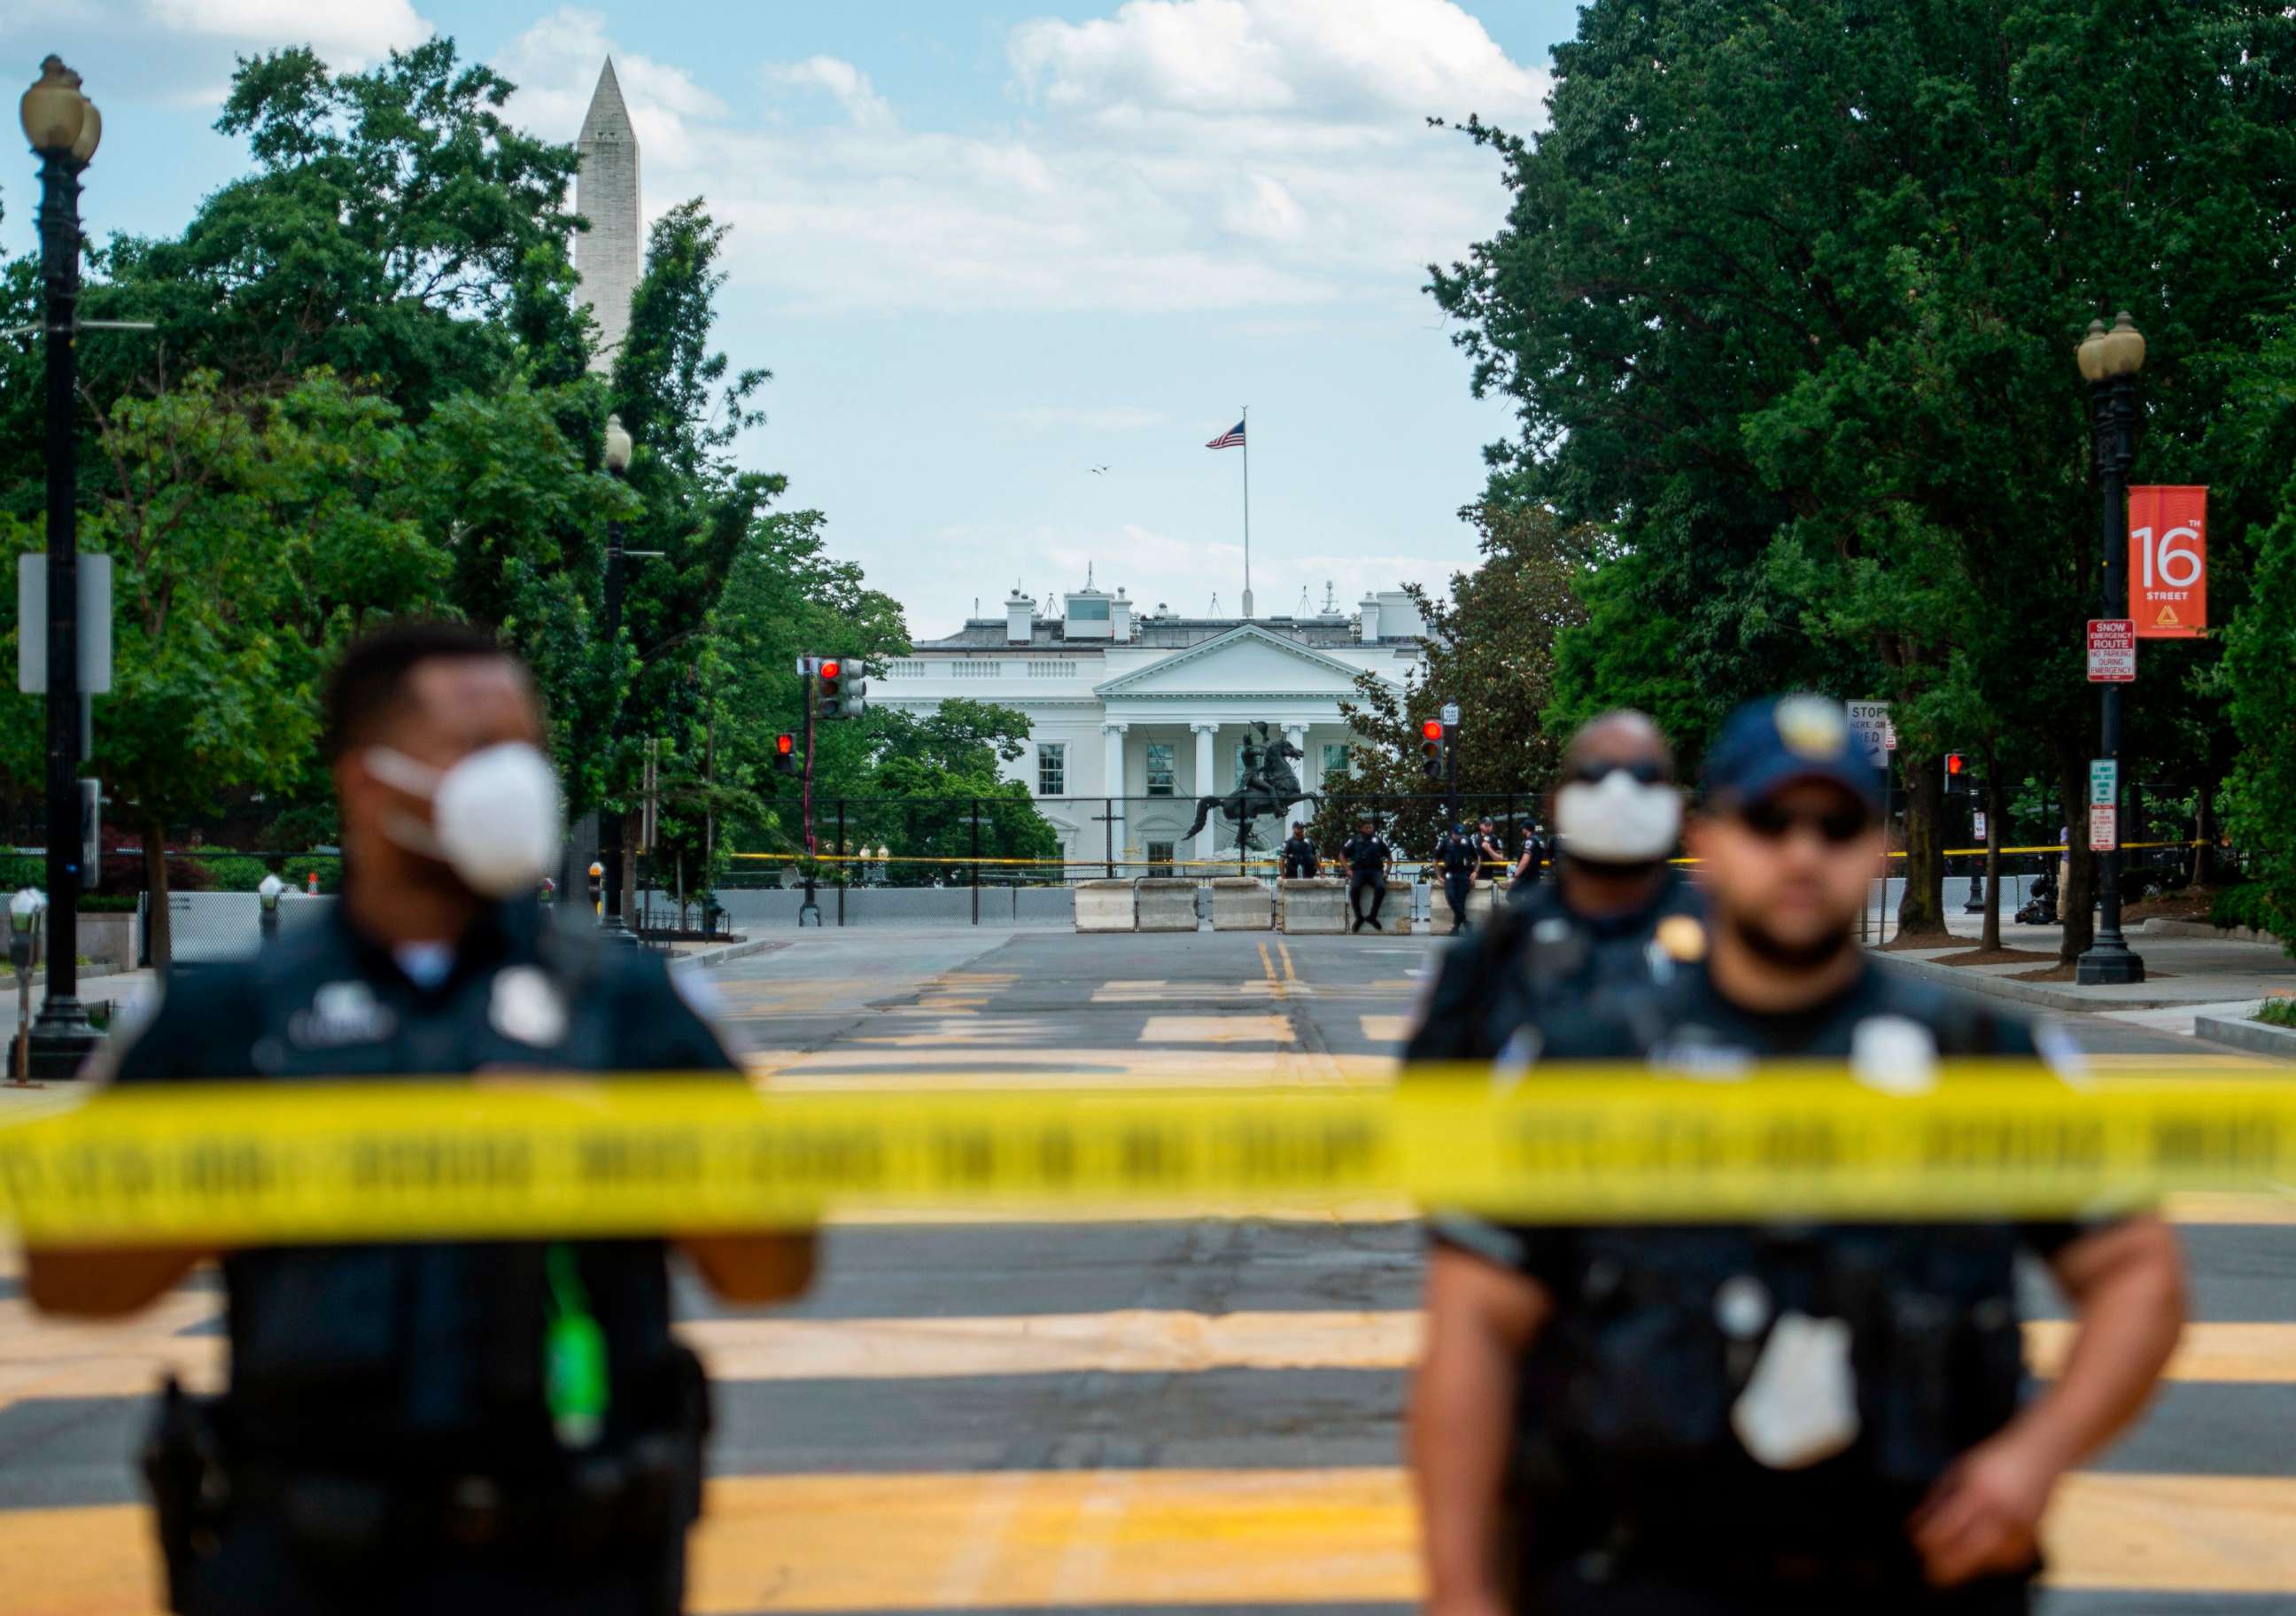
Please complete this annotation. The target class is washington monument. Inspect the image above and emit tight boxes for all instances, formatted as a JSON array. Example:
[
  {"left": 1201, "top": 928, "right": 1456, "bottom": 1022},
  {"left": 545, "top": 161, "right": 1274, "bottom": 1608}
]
[{"left": 576, "top": 58, "right": 640, "bottom": 373}]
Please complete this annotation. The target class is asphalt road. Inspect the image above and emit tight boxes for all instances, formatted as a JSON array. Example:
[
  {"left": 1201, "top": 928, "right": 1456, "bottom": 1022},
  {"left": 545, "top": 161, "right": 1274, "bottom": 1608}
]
[{"left": 0, "top": 924, "right": 2289, "bottom": 1613}]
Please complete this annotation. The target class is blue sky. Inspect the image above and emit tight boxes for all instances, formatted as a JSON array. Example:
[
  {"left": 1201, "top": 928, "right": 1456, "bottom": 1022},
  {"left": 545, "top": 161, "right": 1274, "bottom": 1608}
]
[{"left": 0, "top": 1, "right": 1585, "bottom": 636}]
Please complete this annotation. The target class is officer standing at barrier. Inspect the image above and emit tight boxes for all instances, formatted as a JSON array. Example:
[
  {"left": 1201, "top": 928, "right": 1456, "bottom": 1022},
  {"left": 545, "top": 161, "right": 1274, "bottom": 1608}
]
[
  {"left": 1343, "top": 814, "right": 1392, "bottom": 932},
  {"left": 27, "top": 623, "right": 816, "bottom": 1616},
  {"left": 1477, "top": 819, "right": 1507, "bottom": 882},
  {"left": 1408, "top": 695, "right": 2185, "bottom": 1616},
  {"left": 1282, "top": 822, "right": 1321, "bottom": 880},
  {"left": 1408, "top": 711, "right": 1698, "bottom": 1053},
  {"left": 1439, "top": 824, "right": 1482, "bottom": 934}
]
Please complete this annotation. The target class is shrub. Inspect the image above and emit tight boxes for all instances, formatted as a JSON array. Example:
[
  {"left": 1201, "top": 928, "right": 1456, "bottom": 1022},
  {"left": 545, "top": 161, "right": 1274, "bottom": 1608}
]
[
  {"left": 188, "top": 846, "right": 271, "bottom": 892},
  {"left": 2255, "top": 998, "right": 2296, "bottom": 1029},
  {"left": 79, "top": 894, "right": 140, "bottom": 913},
  {"left": 282, "top": 857, "right": 343, "bottom": 895},
  {"left": 2210, "top": 884, "right": 2286, "bottom": 937}
]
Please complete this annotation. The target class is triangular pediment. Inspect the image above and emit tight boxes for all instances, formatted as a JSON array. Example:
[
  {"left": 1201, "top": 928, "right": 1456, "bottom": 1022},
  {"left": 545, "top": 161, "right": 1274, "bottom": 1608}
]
[{"left": 1095, "top": 625, "right": 1377, "bottom": 699}]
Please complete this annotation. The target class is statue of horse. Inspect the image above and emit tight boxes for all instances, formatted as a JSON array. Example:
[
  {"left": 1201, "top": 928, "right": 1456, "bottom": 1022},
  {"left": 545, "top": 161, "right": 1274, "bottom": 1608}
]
[{"left": 1183, "top": 723, "right": 1316, "bottom": 852}]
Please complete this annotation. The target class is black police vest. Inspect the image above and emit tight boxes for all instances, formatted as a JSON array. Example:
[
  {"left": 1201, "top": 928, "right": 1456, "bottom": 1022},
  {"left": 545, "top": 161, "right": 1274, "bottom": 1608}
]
[
  {"left": 142, "top": 910, "right": 707, "bottom": 1471},
  {"left": 1509, "top": 968, "right": 2043, "bottom": 1557}
]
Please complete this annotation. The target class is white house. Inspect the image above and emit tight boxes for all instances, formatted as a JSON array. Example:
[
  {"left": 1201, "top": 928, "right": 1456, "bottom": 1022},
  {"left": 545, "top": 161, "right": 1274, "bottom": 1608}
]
[{"left": 873, "top": 581, "right": 1429, "bottom": 873}]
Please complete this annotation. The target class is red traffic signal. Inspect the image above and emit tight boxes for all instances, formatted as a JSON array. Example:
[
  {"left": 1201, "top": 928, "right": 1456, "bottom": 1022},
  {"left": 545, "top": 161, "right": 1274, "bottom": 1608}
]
[
  {"left": 1420, "top": 719, "right": 1444, "bottom": 742},
  {"left": 818, "top": 659, "right": 842, "bottom": 682},
  {"left": 776, "top": 734, "right": 795, "bottom": 757},
  {"left": 1946, "top": 753, "right": 1965, "bottom": 775}
]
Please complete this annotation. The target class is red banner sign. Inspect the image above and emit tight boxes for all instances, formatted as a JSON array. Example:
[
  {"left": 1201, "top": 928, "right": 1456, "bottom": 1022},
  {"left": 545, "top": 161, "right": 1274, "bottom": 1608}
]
[{"left": 2128, "top": 486, "right": 2207, "bottom": 638}]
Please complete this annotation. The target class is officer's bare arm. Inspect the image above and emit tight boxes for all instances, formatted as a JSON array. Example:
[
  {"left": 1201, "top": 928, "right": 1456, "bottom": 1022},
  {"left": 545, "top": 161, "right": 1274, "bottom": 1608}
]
[
  {"left": 2021, "top": 1214, "right": 2186, "bottom": 1464},
  {"left": 23, "top": 1246, "right": 206, "bottom": 1317},
  {"left": 1912, "top": 1215, "right": 2184, "bottom": 1586},
  {"left": 679, "top": 1232, "right": 818, "bottom": 1304},
  {"left": 1410, "top": 1245, "right": 1552, "bottom": 1616}
]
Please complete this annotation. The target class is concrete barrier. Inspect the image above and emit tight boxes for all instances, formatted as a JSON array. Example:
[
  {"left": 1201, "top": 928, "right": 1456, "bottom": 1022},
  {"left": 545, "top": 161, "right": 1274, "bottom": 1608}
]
[
  {"left": 1074, "top": 880, "right": 1137, "bottom": 933},
  {"left": 1135, "top": 879, "right": 1199, "bottom": 933},
  {"left": 1209, "top": 877, "right": 1273, "bottom": 931},
  {"left": 1278, "top": 878, "right": 1347, "bottom": 934},
  {"left": 1467, "top": 881, "right": 1504, "bottom": 928}
]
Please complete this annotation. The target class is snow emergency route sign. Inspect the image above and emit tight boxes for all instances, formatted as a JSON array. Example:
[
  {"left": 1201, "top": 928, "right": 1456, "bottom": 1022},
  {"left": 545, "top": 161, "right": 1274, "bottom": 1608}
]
[
  {"left": 2087, "top": 619, "right": 2136, "bottom": 682},
  {"left": 2129, "top": 486, "right": 2207, "bottom": 638}
]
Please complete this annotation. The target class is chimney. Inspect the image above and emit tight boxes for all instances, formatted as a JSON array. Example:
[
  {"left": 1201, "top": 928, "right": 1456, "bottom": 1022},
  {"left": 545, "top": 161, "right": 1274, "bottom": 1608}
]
[
  {"left": 1376, "top": 590, "right": 1424, "bottom": 640},
  {"left": 1111, "top": 587, "right": 1132, "bottom": 641},
  {"left": 1005, "top": 590, "right": 1035, "bottom": 644},
  {"left": 1358, "top": 594, "right": 1382, "bottom": 642}
]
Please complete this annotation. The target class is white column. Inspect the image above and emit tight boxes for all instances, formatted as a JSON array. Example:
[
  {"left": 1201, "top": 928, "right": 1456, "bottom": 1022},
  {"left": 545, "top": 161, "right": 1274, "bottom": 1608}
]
[
  {"left": 1191, "top": 723, "right": 1220, "bottom": 865},
  {"left": 1284, "top": 724, "right": 1308, "bottom": 835},
  {"left": 1102, "top": 723, "right": 1129, "bottom": 868}
]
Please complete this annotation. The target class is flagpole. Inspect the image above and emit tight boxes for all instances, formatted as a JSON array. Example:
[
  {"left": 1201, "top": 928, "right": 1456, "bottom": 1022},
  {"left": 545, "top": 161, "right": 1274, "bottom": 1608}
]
[{"left": 1240, "top": 404, "right": 1252, "bottom": 618}]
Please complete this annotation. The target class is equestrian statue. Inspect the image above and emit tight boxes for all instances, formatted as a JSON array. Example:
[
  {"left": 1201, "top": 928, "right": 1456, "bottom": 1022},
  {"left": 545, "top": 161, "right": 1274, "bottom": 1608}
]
[{"left": 1183, "top": 722, "right": 1316, "bottom": 852}]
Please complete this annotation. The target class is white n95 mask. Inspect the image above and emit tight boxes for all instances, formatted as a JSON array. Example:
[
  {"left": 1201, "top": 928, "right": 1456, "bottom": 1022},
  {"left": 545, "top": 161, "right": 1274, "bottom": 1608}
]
[
  {"left": 1554, "top": 770, "right": 1683, "bottom": 865},
  {"left": 365, "top": 742, "right": 564, "bottom": 897}
]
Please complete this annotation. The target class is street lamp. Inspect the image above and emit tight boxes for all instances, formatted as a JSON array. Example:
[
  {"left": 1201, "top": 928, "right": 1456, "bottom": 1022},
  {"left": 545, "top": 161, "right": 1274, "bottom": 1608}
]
[
  {"left": 596, "top": 413, "right": 637, "bottom": 944},
  {"left": 2074, "top": 311, "right": 2146, "bottom": 984},
  {"left": 20, "top": 58, "right": 102, "bottom": 1076}
]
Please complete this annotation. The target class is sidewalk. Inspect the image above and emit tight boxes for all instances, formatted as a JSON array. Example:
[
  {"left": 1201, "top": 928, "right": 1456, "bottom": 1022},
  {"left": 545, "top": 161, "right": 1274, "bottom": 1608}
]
[{"left": 1869, "top": 906, "right": 2296, "bottom": 1038}]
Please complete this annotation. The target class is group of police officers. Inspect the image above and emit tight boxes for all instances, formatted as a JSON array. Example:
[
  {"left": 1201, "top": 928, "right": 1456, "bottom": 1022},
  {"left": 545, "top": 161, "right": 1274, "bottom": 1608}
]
[{"left": 25, "top": 627, "right": 2185, "bottom": 1615}]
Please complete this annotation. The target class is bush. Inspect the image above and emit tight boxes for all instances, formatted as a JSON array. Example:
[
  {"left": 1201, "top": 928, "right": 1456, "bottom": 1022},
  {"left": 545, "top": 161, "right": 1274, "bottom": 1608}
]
[
  {"left": 2257, "top": 998, "right": 2296, "bottom": 1030},
  {"left": 79, "top": 894, "right": 139, "bottom": 913},
  {"left": 282, "top": 857, "right": 343, "bottom": 895},
  {"left": 188, "top": 846, "right": 271, "bottom": 892},
  {"left": 2210, "top": 884, "right": 2285, "bottom": 936}
]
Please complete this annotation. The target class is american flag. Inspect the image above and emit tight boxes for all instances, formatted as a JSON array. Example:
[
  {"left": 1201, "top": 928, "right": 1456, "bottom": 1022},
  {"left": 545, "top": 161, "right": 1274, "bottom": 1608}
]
[{"left": 1205, "top": 420, "right": 1245, "bottom": 450}]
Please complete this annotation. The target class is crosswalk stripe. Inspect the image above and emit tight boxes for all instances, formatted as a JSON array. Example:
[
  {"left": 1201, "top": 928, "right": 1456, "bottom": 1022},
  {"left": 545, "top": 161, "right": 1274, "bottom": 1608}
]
[
  {"left": 4, "top": 1471, "right": 2292, "bottom": 1612},
  {"left": 4, "top": 1308, "right": 2287, "bottom": 1411}
]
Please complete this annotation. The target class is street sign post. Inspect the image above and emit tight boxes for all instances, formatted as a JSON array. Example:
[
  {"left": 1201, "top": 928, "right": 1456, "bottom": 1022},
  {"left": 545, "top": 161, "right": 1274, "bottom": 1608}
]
[
  {"left": 2086, "top": 619, "right": 2136, "bottom": 682},
  {"left": 2129, "top": 486, "right": 2207, "bottom": 638},
  {"left": 1847, "top": 702, "right": 1894, "bottom": 767},
  {"left": 2089, "top": 758, "right": 2119, "bottom": 852}
]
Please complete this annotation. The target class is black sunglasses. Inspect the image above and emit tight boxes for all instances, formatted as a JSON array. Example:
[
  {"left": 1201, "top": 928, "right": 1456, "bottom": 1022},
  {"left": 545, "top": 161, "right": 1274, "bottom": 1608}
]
[
  {"left": 1563, "top": 758, "right": 1670, "bottom": 787},
  {"left": 1737, "top": 799, "right": 1873, "bottom": 846}
]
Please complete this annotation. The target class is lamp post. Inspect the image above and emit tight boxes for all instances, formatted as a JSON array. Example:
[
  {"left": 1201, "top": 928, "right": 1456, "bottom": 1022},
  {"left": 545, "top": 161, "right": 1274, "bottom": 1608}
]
[
  {"left": 597, "top": 413, "right": 636, "bottom": 944},
  {"left": 22, "top": 58, "right": 102, "bottom": 1077},
  {"left": 2075, "top": 312, "right": 2146, "bottom": 985}
]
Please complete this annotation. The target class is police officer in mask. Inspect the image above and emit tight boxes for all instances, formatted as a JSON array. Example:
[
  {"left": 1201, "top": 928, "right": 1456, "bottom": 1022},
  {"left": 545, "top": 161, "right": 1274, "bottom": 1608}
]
[
  {"left": 1408, "top": 695, "right": 2185, "bottom": 1616},
  {"left": 1408, "top": 711, "right": 1699, "bottom": 1060},
  {"left": 27, "top": 623, "right": 816, "bottom": 1616}
]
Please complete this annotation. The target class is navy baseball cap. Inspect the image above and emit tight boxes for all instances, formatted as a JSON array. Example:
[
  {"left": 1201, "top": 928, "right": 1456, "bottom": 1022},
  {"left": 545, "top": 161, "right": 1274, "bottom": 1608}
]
[{"left": 1702, "top": 695, "right": 1884, "bottom": 816}]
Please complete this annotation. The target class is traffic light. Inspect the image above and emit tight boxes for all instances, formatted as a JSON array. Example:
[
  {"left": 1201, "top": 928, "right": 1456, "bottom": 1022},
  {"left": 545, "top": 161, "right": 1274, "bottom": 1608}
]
[
  {"left": 1945, "top": 753, "right": 1969, "bottom": 794},
  {"left": 1420, "top": 718, "right": 1444, "bottom": 781},
  {"left": 772, "top": 733, "right": 801, "bottom": 775},
  {"left": 813, "top": 657, "right": 870, "bottom": 722}
]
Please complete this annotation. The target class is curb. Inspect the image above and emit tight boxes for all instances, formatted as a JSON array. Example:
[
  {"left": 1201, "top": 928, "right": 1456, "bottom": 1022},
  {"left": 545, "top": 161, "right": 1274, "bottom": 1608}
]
[
  {"left": 2191, "top": 1014, "right": 2296, "bottom": 1062},
  {"left": 2140, "top": 918, "right": 2287, "bottom": 948},
  {"left": 1867, "top": 951, "right": 2238, "bottom": 1014},
  {"left": 7, "top": 961, "right": 124, "bottom": 992},
  {"left": 667, "top": 936, "right": 781, "bottom": 972}
]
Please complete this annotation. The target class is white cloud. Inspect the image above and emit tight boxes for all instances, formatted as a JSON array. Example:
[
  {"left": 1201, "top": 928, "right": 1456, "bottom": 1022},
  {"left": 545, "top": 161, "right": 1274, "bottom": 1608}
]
[
  {"left": 497, "top": 0, "right": 1547, "bottom": 317},
  {"left": 142, "top": 0, "right": 431, "bottom": 67},
  {"left": 763, "top": 56, "right": 894, "bottom": 129}
]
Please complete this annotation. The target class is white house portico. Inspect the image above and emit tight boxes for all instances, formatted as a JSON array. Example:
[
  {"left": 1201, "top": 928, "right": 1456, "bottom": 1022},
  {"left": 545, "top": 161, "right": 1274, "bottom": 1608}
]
[{"left": 874, "top": 582, "right": 1428, "bottom": 872}]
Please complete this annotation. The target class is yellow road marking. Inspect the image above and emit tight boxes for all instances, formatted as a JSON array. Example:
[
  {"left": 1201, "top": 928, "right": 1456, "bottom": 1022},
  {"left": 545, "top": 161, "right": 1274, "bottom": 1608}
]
[
  {"left": 12, "top": 1307, "right": 2284, "bottom": 1413},
  {"left": 4, "top": 1472, "right": 2292, "bottom": 1612},
  {"left": 1136, "top": 1014, "right": 1296, "bottom": 1045},
  {"left": 1277, "top": 942, "right": 1299, "bottom": 983}
]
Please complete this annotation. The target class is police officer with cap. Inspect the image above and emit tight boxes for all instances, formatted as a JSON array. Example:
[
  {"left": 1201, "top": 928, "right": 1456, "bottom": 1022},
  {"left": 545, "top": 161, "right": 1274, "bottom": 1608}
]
[
  {"left": 1281, "top": 823, "right": 1321, "bottom": 881},
  {"left": 1407, "top": 710, "right": 1701, "bottom": 1064},
  {"left": 1408, "top": 695, "right": 2184, "bottom": 1615},
  {"left": 28, "top": 623, "right": 815, "bottom": 1615},
  {"left": 1438, "top": 825, "right": 1482, "bottom": 934}
]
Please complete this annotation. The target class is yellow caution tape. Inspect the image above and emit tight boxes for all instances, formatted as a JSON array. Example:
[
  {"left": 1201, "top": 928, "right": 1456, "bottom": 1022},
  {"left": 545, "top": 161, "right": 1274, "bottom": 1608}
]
[{"left": 2, "top": 1068, "right": 2288, "bottom": 1244}]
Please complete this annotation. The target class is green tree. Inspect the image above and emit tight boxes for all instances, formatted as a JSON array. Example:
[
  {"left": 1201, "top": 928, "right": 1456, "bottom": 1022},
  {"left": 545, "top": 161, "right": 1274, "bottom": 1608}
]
[
  {"left": 1431, "top": 0, "right": 2296, "bottom": 957},
  {"left": 0, "top": 370, "right": 447, "bottom": 964},
  {"left": 2220, "top": 320, "right": 2296, "bottom": 951}
]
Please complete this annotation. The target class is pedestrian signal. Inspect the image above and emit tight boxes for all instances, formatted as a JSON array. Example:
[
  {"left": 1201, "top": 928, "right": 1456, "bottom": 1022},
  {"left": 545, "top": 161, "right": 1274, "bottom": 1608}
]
[
  {"left": 1946, "top": 753, "right": 1970, "bottom": 794},
  {"left": 772, "top": 733, "right": 800, "bottom": 775},
  {"left": 1420, "top": 718, "right": 1443, "bottom": 781}
]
